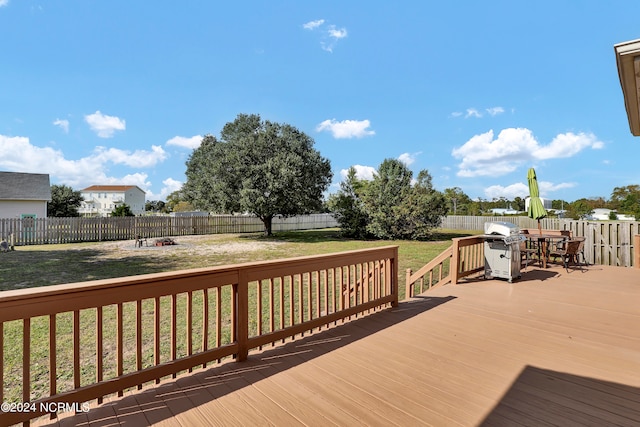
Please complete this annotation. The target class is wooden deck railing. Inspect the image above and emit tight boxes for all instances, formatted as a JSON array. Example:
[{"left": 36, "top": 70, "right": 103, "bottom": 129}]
[
  {"left": 0, "top": 246, "right": 398, "bottom": 426},
  {"left": 405, "top": 236, "right": 484, "bottom": 298}
]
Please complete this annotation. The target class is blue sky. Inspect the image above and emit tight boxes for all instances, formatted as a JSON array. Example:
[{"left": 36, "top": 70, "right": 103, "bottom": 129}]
[{"left": 2, "top": 1, "right": 640, "bottom": 203}]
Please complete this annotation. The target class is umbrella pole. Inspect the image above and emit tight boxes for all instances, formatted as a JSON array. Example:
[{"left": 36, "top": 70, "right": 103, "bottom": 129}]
[{"left": 538, "top": 220, "right": 546, "bottom": 267}]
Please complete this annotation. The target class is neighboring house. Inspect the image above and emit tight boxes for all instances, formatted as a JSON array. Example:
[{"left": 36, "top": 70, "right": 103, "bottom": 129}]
[
  {"left": 524, "top": 197, "right": 552, "bottom": 212},
  {"left": 79, "top": 185, "right": 146, "bottom": 217},
  {"left": 488, "top": 208, "right": 521, "bottom": 215},
  {"left": 585, "top": 208, "right": 636, "bottom": 221},
  {"left": 0, "top": 171, "right": 51, "bottom": 219}
]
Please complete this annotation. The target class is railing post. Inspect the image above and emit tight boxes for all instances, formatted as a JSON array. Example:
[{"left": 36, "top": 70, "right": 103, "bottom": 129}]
[
  {"left": 391, "top": 246, "right": 399, "bottom": 307},
  {"left": 634, "top": 235, "right": 640, "bottom": 269},
  {"left": 236, "top": 269, "right": 249, "bottom": 361},
  {"left": 405, "top": 268, "right": 413, "bottom": 299},
  {"left": 450, "top": 238, "right": 461, "bottom": 285}
]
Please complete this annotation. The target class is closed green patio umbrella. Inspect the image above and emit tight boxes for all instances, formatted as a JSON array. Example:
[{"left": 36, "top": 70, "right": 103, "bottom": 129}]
[
  {"left": 527, "top": 168, "right": 547, "bottom": 233},
  {"left": 528, "top": 167, "right": 548, "bottom": 265}
]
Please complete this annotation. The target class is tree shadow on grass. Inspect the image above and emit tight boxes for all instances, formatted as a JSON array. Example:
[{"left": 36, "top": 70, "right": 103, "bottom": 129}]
[
  {"left": 0, "top": 249, "right": 186, "bottom": 291},
  {"left": 238, "top": 228, "right": 352, "bottom": 244}
]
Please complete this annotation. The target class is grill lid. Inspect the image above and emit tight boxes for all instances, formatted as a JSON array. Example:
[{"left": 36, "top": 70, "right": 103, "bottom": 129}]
[{"left": 484, "top": 221, "right": 520, "bottom": 236}]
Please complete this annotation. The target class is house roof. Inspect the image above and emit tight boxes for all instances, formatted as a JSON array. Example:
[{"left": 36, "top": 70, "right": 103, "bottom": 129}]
[
  {"left": 82, "top": 185, "right": 145, "bottom": 193},
  {"left": 614, "top": 39, "right": 640, "bottom": 136},
  {"left": 0, "top": 171, "right": 51, "bottom": 201}
]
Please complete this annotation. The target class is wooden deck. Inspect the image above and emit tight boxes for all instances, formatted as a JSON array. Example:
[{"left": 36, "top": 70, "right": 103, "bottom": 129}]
[{"left": 34, "top": 264, "right": 640, "bottom": 426}]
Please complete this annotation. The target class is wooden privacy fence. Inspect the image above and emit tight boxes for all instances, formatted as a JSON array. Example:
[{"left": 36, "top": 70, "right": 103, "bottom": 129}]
[
  {"left": 406, "top": 236, "right": 484, "bottom": 298},
  {"left": 0, "top": 213, "right": 338, "bottom": 246},
  {"left": 0, "top": 246, "right": 398, "bottom": 426},
  {"left": 442, "top": 216, "right": 640, "bottom": 268}
]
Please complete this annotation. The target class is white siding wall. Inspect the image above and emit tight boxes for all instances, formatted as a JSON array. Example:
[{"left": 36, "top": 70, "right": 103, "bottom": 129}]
[{"left": 0, "top": 201, "right": 47, "bottom": 219}]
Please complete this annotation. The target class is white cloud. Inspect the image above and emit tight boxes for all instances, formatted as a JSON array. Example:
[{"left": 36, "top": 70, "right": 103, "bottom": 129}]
[
  {"left": 484, "top": 183, "right": 530, "bottom": 200},
  {"left": 535, "top": 132, "right": 604, "bottom": 159},
  {"left": 486, "top": 107, "right": 505, "bottom": 116},
  {"left": 0, "top": 134, "right": 167, "bottom": 190},
  {"left": 452, "top": 107, "right": 505, "bottom": 119},
  {"left": 452, "top": 128, "right": 604, "bottom": 178},
  {"left": 327, "top": 25, "right": 348, "bottom": 39},
  {"left": 465, "top": 108, "right": 482, "bottom": 118},
  {"left": 303, "top": 19, "right": 325, "bottom": 30},
  {"left": 340, "top": 165, "right": 376, "bottom": 181},
  {"left": 153, "top": 177, "right": 183, "bottom": 200},
  {"left": 166, "top": 135, "right": 203, "bottom": 149},
  {"left": 53, "top": 118, "right": 69, "bottom": 133},
  {"left": 316, "top": 119, "right": 375, "bottom": 139},
  {"left": 0, "top": 0, "right": 8, "bottom": 7},
  {"left": 84, "top": 110, "right": 126, "bottom": 138},
  {"left": 303, "top": 19, "right": 347, "bottom": 52},
  {"left": 398, "top": 152, "right": 419, "bottom": 166},
  {"left": 92, "top": 145, "right": 167, "bottom": 168},
  {"left": 485, "top": 181, "right": 576, "bottom": 200}
]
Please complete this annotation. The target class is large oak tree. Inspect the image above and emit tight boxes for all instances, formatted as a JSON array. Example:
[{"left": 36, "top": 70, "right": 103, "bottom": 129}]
[{"left": 183, "top": 114, "right": 332, "bottom": 235}]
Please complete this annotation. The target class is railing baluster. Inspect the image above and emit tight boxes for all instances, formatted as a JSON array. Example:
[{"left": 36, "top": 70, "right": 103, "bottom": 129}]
[
  {"left": 215, "top": 288, "right": 221, "bottom": 357},
  {"left": 73, "top": 310, "right": 80, "bottom": 390},
  {"left": 136, "top": 300, "right": 142, "bottom": 387},
  {"left": 154, "top": 297, "right": 160, "bottom": 384},
  {"left": 202, "top": 289, "right": 209, "bottom": 368},
  {"left": 288, "top": 275, "right": 294, "bottom": 331},
  {"left": 49, "top": 314, "right": 56, "bottom": 400},
  {"left": 23, "top": 318, "right": 30, "bottom": 408},
  {"left": 315, "top": 271, "right": 320, "bottom": 323},
  {"left": 269, "top": 279, "right": 275, "bottom": 338},
  {"left": 322, "top": 270, "right": 328, "bottom": 320},
  {"left": 256, "top": 280, "right": 262, "bottom": 347},
  {"left": 171, "top": 295, "right": 177, "bottom": 377},
  {"left": 306, "top": 273, "right": 312, "bottom": 325},
  {"left": 117, "top": 303, "right": 123, "bottom": 396},
  {"left": 297, "top": 274, "right": 303, "bottom": 328},
  {"left": 279, "top": 277, "right": 284, "bottom": 337},
  {"left": 187, "top": 291, "right": 193, "bottom": 372},
  {"left": 96, "top": 307, "right": 103, "bottom": 402}
]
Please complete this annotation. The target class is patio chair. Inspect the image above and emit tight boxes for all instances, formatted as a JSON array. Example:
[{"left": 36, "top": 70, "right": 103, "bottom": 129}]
[
  {"left": 520, "top": 239, "right": 538, "bottom": 271},
  {"left": 548, "top": 238, "right": 586, "bottom": 271}
]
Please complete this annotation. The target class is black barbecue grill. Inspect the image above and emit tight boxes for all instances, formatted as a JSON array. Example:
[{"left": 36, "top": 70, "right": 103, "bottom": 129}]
[{"left": 481, "top": 222, "right": 526, "bottom": 282}]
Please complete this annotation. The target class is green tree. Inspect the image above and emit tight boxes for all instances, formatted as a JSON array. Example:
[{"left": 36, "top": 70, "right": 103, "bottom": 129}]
[
  {"left": 327, "top": 167, "right": 370, "bottom": 238},
  {"left": 610, "top": 185, "right": 640, "bottom": 219},
  {"left": 111, "top": 203, "right": 135, "bottom": 217},
  {"left": 443, "top": 187, "right": 471, "bottom": 215},
  {"left": 363, "top": 159, "right": 412, "bottom": 239},
  {"left": 394, "top": 170, "right": 448, "bottom": 239},
  {"left": 566, "top": 198, "right": 594, "bottom": 220},
  {"left": 346, "top": 159, "right": 447, "bottom": 240},
  {"left": 145, "top": 200, "right": 167, "bottom": 213},
  {"left": 48, "top": 184, "right": 83, "bottom": 217},
  {"left": 183, "top": 114, "right": 332, "bottom": 235},
  {"left": 172, "top": 201, "right": 195, "bottom": 212},
  {"left": 165, "top": 190, "right": 188, "bottom": 213}
]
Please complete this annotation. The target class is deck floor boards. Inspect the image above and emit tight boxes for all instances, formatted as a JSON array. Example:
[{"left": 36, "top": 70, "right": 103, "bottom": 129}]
[{"left": 31, "top": 264, "right": 640, "bottom": 426}]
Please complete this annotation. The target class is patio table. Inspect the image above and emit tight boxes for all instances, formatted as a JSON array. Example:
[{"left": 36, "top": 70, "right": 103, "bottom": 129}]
[{"left": 525, "top": 234, "right": 569, "bottom": 268}]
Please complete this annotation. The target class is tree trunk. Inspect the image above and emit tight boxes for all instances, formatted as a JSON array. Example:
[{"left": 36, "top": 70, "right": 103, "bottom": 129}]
[{"left": 261, "top": 215, "right": 273, "bottom": 236}]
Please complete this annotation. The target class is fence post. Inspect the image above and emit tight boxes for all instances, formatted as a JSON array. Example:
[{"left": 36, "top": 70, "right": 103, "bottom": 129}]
[{"left": 391, "top": 246, "right": 399, "bottom": 307}]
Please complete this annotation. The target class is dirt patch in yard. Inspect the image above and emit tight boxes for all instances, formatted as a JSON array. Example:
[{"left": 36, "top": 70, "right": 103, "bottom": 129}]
[{"left": 79, "top": 234, "right": 285, "bottom": 259}]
